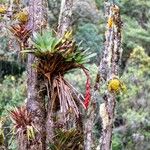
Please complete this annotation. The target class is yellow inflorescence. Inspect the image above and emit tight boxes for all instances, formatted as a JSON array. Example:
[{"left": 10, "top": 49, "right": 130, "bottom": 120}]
[
  {"left": 108, "top": 77, "right": 126, "bottom": 93},
  {"left": 107, "top": 17, "right": 114, "bottom": 28},
  {"left": 14, "top": 10, "right": 29, "bottom": 23},
  {"left": 64, "top": 30, "right": 73, "bottom": 39},
  {"left": 0, "top": 5, "right": 7, "bottom": 14},
  {"left": 61, "top": 30, "right": 73, "bottom": 43}
]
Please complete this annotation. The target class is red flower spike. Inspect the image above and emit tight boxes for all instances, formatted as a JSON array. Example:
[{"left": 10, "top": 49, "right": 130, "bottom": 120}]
[{"left": 83, "top": 68, "right": 91, "bottom": 109}]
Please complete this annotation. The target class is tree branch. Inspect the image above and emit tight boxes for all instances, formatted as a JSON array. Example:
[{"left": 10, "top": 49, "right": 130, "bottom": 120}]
[
  {"left": 57, "top": 0, "right": 73, "bottom": 37},
  {"left": 97, "top": 2, "right": 123, "bottom": 150},
  {"left": 26, "top": 0, "right": 48, "bottom": 149}
]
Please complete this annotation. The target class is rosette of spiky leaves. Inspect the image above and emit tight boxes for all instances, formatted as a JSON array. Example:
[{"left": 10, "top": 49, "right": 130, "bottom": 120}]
[
  {"left": 59, "top": 30, "right": 96, "bottom": 64},
  {"left": 27, "top": 31, "right": 62, "bottom": 58},
  {"left": 23, "top": 30, "right": 96, "bottom": 65},
  {"left": 9, "top": 24, "right": 31, "bottom": 47},
  {"left": 49, "top": 128, "right": 83, "bottom": 150},
  {"left": 64, "top": 45, "right": 97, "bottom": 64},
  {"left": 22, "top": 31, "right": 96, "bottom": 78},
  {"left": 10, "top": 106, "right": 35, "bottom": 141}
]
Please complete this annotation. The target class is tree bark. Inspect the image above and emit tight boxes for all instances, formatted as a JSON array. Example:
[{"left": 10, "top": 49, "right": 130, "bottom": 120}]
[
  {"left": 84, "top": 99, "right": 96, "bottom": 150},
  {"left": 57, "top": 0, "right": 73, "bottom": 37},
  {"left": 97, "top": 1, "right": 122, "bottom": 150},
  {"left": 26, "top": 0, "right": 47, "bottom": 150}
]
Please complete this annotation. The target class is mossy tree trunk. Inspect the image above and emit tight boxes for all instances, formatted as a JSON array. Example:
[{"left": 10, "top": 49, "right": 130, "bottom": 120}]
[
  {"left": 26, "top": 0, "right": 48, "bottom": 150},
  {"left": 97, "top": 1, "right": 122, "bottom": 150}
]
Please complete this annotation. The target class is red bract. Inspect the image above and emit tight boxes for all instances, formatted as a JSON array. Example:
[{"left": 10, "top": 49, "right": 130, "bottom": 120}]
[{"left": 83, "top": 69, "right": 91, "bottom": 109}]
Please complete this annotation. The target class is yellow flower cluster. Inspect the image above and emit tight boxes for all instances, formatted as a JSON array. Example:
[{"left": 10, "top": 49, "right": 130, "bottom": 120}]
[
  {"left": 14, "top": 10, "right": 29, "bottom": 23},
  {"left": 0, "top": 5, "right": 7, "bottom": 14},
  {"left": 108, "top": 77, "right": 126, "bottom": 93},
  {"left": 107, "top": 17, "right": 114, "bottom": 28}
]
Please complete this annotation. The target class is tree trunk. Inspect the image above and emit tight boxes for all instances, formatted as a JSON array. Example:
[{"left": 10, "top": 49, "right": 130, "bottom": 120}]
[
  {"left": 97, "top": 1, "right": 122, "bottom": 150},
  {"left": 57, "top": 0, "right": 73, "bottom": 37},
  {"left": 84, "top": 100, "right": 96, "bottom": 150},
  {"left": 26, "top": 0, "right": 47, "bottom": 149}
]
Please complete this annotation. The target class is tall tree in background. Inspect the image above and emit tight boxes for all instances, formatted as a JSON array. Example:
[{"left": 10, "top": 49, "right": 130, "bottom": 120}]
[
  {"left": 97, "top": 1, "right": 123, "bottom": 150},
  {"left": 26, "top": 0, "right": 47, "bottom": 149}
]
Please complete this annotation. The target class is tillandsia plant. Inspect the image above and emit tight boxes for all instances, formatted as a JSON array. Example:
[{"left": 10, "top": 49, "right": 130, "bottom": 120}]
[
  {"left": 0, "top": 4, "right": 29, "bottom": 61},
  {"left": 24, "top": 30, "right": 95, "bottom": 65},
  {"left": 10, "top": 106, "right": 36, "bottom": 144},
  {"left": 48, "top": 128, "right": 83, "bottom": 150},
  {"left": 22, "top": 30, "right": 96, "bottom": 122},
  {"left": 6, "top": 2, "right": 31, "bottom": 50},
  {"left": 9, "top": 24, "right": 31, "bottom": 48}
]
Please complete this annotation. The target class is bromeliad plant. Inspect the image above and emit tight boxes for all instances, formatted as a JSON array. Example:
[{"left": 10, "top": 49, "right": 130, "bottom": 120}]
[
  {"left": 24, "top": 30, "right": 95, "bottom": 65},
  {"left": 23, "top": 30, "right": 96, "bottom": 121},
  {"left": 10, "top": 106, "right": 36, "bottom": 142},
  {"left": 9, "top": 24, "right": 32, "bottom": 49},
  {"left": 8, "top": 6, "right": 30, "bottom": 50},
  {"left": 49, "top": 128, "right": 83, "bottom": 150}
]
